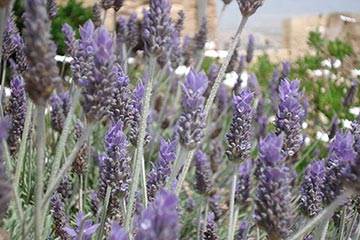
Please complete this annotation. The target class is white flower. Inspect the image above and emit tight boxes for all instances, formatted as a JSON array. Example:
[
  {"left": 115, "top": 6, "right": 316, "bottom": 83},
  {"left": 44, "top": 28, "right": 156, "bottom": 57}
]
[
  {"left": 204, "top": 50, "right": 218, "bottom": 58},
  {"left": 175, "top": 65, "right": 190, "bottom": 76},
  {"left": 316, "top": 131, "right": 329, "bottom": 142},
  {"left": 349, "top": 107, "right": 360, "bottom": 116},
  {"left": 223, "top": 71, "right": 238, "bottom": 88},
  {"left": 351, "top": 69, "right": 360, "bottom": 78}
]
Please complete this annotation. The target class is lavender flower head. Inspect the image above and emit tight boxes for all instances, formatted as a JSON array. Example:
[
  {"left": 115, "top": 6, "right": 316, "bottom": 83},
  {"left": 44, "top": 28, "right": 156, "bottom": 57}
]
[
  {"left": 281, "top": 61, "right": 291, "bottom": 78},
  {"left": 147, "top": 139, "right": 177, "bottom": 200},
  {"left": 109, "top": 222, "right": 128, "bottom": 240},
  {"left": 246, "top": 34, "right": 255, "bottom": 63},
  {"left": 135, "top": 189, "right": 180, "bottom": 240},
  {"left": 202, "top": 212, "right": 219, "bottom": 240},
  {"left": 324, "top": 131, "right": 356, "bottom": 203},
  {"left": 275, "top": 79, "right": 305, "bottom": 160},
  {"left": 235, "top": 159, "right": 252, "bottom": 206},
  {"left": 5, "top": 73, "right": 26, "bottom": 155},
  {"left": 258, "top": 133, "right": 284, "bottom": 166},
  {"left": 254, "top": 167, "right": 293, "bottom": 239},
  {"left": 142, "top": 0, "right": 173, "bottom": 56},
  {"left": 64, "top": 212, "right": 99, "bottom": 240},
  {"left": 62, "top": 23, "right": 77, "bottom": 56},
  {"left": 50, "top": 92, "right": 70, "bottom": 133},
  {"left": 47, "top": 0, "right": 57, "bottom": 19},
  {"left": 226, "top": 89, "right": 254, "bottom": 162},
  {"left": 2, "top": 13, "right": 20, "bottom": 60},
  {"left": 194, "top": 150, "right": 213, "bottom": 195},
  {"left": 50, "top": 193, "right": 69, "bottom": 239},
  {"left": 351, "top": 115, "right": 360, "bottom": 155},
  {"left": 236, "top": 221, "right": 249, "bottom": 240},
  {"left": 80, "top": 25, "right": 116, "bottom": 121},
  {"left": 177, "top": 69, "right": 208, "bottom": 149},
  {"left": 23, "top": 0, "right": 60, "bottom": 105},
  {"left": 236, "top": 0, "right": 264, "bottom": 17},
  {"left": 98, "top": 122, "right": 131, "bottom": 217},
  {"left": 300, "top": 160, "right": 325, "bottom": 217},
  {"left": 126, "top": 13, "right": 139, "bottom": 50},
  {"left": 193, "top": 19, "right": 208, "bottom": 51}
]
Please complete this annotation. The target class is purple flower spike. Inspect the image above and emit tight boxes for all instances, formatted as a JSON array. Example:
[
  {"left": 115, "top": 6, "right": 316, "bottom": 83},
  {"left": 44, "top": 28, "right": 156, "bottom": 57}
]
[
  {"left": 202, "top": 212, "right": 219, "bottom": 240},
  {"left": 236, "top": 0, "right": 264, "bottom": 17},
  {"left": 300, "top": 160, "right": 325, "bottom": 217},
  {"left": 276, "top": 79, "right": 305, "bottom": 161},
  {"left": 147, "top": 139, "right": 177, "bottom": 200},
  {"left": 2, "top": 13, "right": 19, "bottom": 60},
  {"left": 351, "top": 115, "right": 360, "bottom": 155},
  {"left": 126, "top": 13, "right": 139, "bottom": 50},
  {"left": 5, "top": 72, "right": 26, "bottom": 155},
  {"left": 80, "top": 26, "right": 116, "bottom": 122},
  {"left": 193, "top": 18, "right": 208, "bottom": 51},
  {"left": 177, "top": 70, "right": 208, "bottom": 149},
  {"left": 281, "top": 61, "right": 291, "bottom": 78},
  {"left": 98, "top": 122, "right": 131, "bottom": 217},
  {"left": 254, "top": 167, "right": 293, "bottom": 239},
  {"left": 235, "top": 159, "right": 252, "bottom": 206},
  {"left": 324, "top": 131, "right": 356, "bottom": 204},
  {"left": 64, "top": 212, "right": 99, "bottom": 240},
  {"left": 109, "top": 222, "right": 129, "bottom": 240},
  {"left": 62, "top": 23, "right": 77, "bottom": 56},
  {"left": 194, "top": 150, "right": 213, "bottom": 195},
  {"left": 50, "top": 92, "right": 70, "bottom": 133},
  {"left": 226, "top": 89, "right": 254, "bottom": 162},
  {"left": 135, "top": 190, "right": 180, "bottom": 240},
  {"left": 23, "top": 0, "right": 60, "bottom": 105},
  {"left": 259, "top": 133, "right": 283, "bottom": 166},
  {"left": 236, "top": 221, "right": 248, "bottom": 240},
  {"left": 50, "top": 193, "right": 70, "bottom": 239},
  {"left": 47, "top": 0, "right": 57, "bottom": 19},
  {"left": 142, "top": 0, "right": 173, "bottom": 56},
  {"left": 246, "top": 34, "right": 255, "bottom": 63}
]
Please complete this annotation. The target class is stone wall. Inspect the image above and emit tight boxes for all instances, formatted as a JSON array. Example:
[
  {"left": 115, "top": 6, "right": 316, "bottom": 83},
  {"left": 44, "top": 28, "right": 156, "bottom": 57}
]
[{"left": 57, "top": 0, "right": 218, "bottom": 38}]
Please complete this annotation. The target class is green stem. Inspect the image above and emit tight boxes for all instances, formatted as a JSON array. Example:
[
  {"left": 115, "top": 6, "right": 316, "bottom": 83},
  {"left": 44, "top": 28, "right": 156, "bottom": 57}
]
[
  {"left": 42, "top": 124, "right": 92, "bottom": 207},
  {"left": 34, "top": 105, "right": 46, "bottom": 240},
  {"left": 97, "top": 187, "right": 111, "bottom": 239},
  {"left": 227, "top": 174, "right": 237, "bottom": 240},
  {"left": 141, "top": 155, "right": 148, "bottom": 207},
  {"left": 175, "top": 149, "right": 195, "bottom": 195},
  {"left": 204, "top": 16, "right": 248, "bottom": 119},
  {"left": 339, "top": 208, "right": 346, "bottom": 240},
  {"left": 345, "top": 212, "right": 358, "bottom": 240},
  {"left": 319, "top": 219, "right": 329, "bottom": 240},
  {"left": 287, "top": 192, "right": 349, "bottom": 240},
  {"left": 49, "top": 89, "right": 80, "bottom": 182},
  {"left": 125, "top": 56, "right": 156, "bottom": 231},
  {"left": 0, "top": 60, "right": 6, "bottom": 116}
]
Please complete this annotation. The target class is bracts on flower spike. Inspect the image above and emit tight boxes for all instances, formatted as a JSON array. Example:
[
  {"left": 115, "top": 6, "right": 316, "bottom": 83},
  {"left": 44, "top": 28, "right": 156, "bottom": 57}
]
[
  {"left": 226, "top": 89, "right": 254, "bottom": 162},
  {"left": 299, "top": 160, "right": 325, "bottom": 217},
  {"left": 235, "top": 159, "right": 252, "bottom": 207},
  {"left": 275, "top": 79, "right": 305, "bottom": 162},
  {"left": 97, "top": 122, "right": 131, "bottom": 218},
  {"left": 177, "top": 69, "right": 208, "bottom": 149},
  {"left": 202, "top": 212, "right": 219, "bottom": 240},
  {"left": 5, "top": 71, "right": 27, "bottom": 155},
  {"left": 194, "top": 150, "right": 214, "bottom": 196},
  {"left": 50, "top": 92, "right": 70, "bottom": 133},
  {"left": 147, "top": 139, "right": 177, "bottom": 200},
  {"left": 236, "top": 0, "right": 264, "bottom": 17}
]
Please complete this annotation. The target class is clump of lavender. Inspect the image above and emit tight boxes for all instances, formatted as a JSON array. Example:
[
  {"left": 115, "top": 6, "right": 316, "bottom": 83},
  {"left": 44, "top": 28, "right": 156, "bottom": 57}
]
[
  {"left": 50, "top": 92, "right": 70, "bottom": 133},
  {"left": 226, "top": 89, "right": 254, "bottom": 162},
  {"left": 23, "top": 0, "right": 60, "bottom": 105},
  {"left": 135, "top": 190, "right": 180, "bottom": 240},
  {"left": 236, "top": 0, "right": 264, "bottom": 17},
  {"left": 323, "top": 131, "right": 356, "bottom": 204},
  {"left": 235, "top": 159, "right": 252, "bottom": 207},
  {"left": 97, "top": 122, "right": 131, "bottom": 218},
  {"left": 275, "top": 79, "right": 305, "bottom": 161},
  {"left": 147, "top": 139, "right": 177, "bottom": 200},
  {"left": 246, "top": 34, "right": 255, "bottom": 63},
  {"left": 202, "top": 212, "right": 219, "bottom": 240},
  {"left": 177, "top": 70, "right": 208, "bottom": 149},
  {"left": 299, "top": 160, "right": 325, "bottom": 217},
  {"left": 142, "top": 0, "right": 173, "bottom": 57},
  {"left": 64, "top": 212, "right": 99, "bottom": 239},
  {"left": 5, "top": 72, "right": 26, "bottom": 155},
  {"left": 194, "top": 150, "right": 213, "bottom": 196}
]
